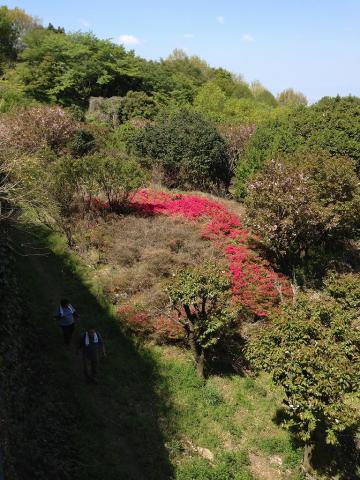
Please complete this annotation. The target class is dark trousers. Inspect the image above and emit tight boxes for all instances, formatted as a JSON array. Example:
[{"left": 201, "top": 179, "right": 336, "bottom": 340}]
[
  {"left": 83, "top": 353, "right": 99, "bottom": 382},
  {"left": 61, "top": 323, "right": 75, "bottom": 345}
]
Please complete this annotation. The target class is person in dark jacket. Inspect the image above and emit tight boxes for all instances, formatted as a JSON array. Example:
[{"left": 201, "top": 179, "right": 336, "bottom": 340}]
[
  {"left": 55, "top": 299, "right": 79, "bottom": 346},
  {"left": 77, "top": 328, "right": 106, "bottom": 383}
]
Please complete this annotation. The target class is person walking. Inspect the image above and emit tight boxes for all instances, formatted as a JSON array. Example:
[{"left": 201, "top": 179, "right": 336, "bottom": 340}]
[
  {"left": 77, "top": 328, "right": 106, "bottom": 384},
  {"left": 55, "top": 298, "right": 79, "bottom": 346}
]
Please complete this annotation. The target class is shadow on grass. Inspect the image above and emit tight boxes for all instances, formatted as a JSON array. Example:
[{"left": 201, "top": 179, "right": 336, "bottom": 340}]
[
  {"left": 273, "top": 408, "right": 360, "bottom": 479},
  {"left": 13, "top": 223, "right": 174, "bottom": 480}
]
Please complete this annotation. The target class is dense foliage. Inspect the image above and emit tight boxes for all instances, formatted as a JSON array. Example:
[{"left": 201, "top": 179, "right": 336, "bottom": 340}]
[
  {"left": 235, "top": 96, "right": 360, "bottom": 197},
  {"left": 247, "top": 291, "right": 360, "bottom": 472},
  {"left": 245, "top": 153, "right": 360, "bottom": 272},
  {"left": 13, "top": 29, "right": 143, "bottom": 106},
  {"left": 132, "top": 109, "right": 231, "bottom": 191}
]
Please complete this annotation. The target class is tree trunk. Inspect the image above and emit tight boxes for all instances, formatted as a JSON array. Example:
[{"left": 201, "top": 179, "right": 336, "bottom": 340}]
[
  {"left": 187, "top": 331, "right": 206, "bottom": 379},
  {"left": 196, "top": 350, "right": 205, "bottom": 379},
  {"left": 303, "top": 439, "right": 315, "bottom": 477},
  {"left": 62, "top": 223, "right": 73, "bottom": 248},
  {"left": 183, "top": 305, "right": 206, "bottom": 379}
]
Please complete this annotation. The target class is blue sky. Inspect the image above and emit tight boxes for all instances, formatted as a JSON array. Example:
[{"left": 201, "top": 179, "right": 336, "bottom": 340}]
[{"left": 4, "top": 0, "right": 360, "bottom": 102}]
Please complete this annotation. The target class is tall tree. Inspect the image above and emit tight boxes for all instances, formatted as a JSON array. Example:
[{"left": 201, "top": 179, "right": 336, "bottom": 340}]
[{"left": 14, "top": 30, "right": 143, "bottom": 106}]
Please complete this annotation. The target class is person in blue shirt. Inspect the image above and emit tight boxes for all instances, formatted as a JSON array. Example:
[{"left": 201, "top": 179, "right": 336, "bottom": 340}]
[
  {"left": 77, "top": 328, "right": 106, "bottom": 383},
  {"left": 55, "top": 298, "right": 79, "bottom": 346}
]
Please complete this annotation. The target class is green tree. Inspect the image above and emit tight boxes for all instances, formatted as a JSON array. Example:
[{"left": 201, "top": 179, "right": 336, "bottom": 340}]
[
  {"left": 0, "top": 6, "right": 39, "bottom": 71},
  {"left": 250, "top": 80, "right": 277, "bottom": 107},
  {"left": 223, "top": 97, "right": 273, "bottom": 124},
  {"left": 194, "top": 81, "right": 226, "bottom": 121},
  {"left": 213, "top": 70, "right": 253, "bottom": 99},
  {"left": 277, "top": 88, "right": 308, "bottom": 106},
  {"left": 166, "top": 263, "right": 236, "bottom": 378},
  {"left": 236, "top": 96, "right": 360, "bottom": 195},
  {"left": 0, "top": 6, "right": 18, "bottom": 70},
  {"left": 247, "top": 292, "right": 360, "bottom": 474},
  {"left": 14, "top": 29, "right": 143, "bottom": 106},
  {"left": 132, "top": 109, "right": 231, "bottom": 192}
]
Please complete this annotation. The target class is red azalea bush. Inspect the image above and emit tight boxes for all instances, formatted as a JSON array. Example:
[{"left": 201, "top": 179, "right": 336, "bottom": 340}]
[
  {"left": 152, "top": 314, "right": 185, "bottom": 343},
  {"left": 117, "top": 304, "right": 152, "bottom": 337},
  {"left": 129, "top": 189, "right": 292, "bottom": 318},
  {"left": 118, "top": 304, "right": 185, "bottom": 342},
  {"left": 92, "top": 188, "right": 292, "bottom": 338}
]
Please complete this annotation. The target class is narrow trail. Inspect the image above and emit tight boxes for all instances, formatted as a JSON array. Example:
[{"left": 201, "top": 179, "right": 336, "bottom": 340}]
[{"left": 16, "top": 228, "right": 173, "bottom": 480}]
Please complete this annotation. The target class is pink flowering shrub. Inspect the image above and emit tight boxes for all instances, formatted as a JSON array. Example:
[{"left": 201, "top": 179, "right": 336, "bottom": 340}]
[
  {"left": 0, "top": 105, "right": 79, "bottom": 153},
  {"left": 245, "top": 155, "right": 360, "bottom": 269}
]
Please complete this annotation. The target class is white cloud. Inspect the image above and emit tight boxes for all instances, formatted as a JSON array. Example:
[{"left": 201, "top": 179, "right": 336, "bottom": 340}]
[
  {"left": 242, "top": 33, "right": 255, "bottom": 43},
  {"left": 118, "top": 34, "right": 141, "bottom": 46},
  {"left": 216, "top": 15, "right": 225, "bottom": 24},
  {"left": 184, "top": 33, "right": 195, "bottom": 38},
  {"left": 79, "top": 19, "right": 91, "bottom": 28}
]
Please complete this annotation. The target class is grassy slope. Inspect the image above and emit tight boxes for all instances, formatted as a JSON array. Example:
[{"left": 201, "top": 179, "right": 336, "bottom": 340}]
[{"left": 16, "top": 224, "right": 304, "bottom": 480}]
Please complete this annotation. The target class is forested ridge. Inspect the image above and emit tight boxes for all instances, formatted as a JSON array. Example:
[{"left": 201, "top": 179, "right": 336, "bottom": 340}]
[{"left": 0, "top": 5, "right": 359, "bottom": 480}]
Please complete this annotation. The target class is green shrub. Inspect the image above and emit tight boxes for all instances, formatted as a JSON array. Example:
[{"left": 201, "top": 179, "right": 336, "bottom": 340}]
[
  {"left": 119, "top": 90, "right": 157, "bottom": 122},
  {"left": 324, "top": 272, "right": 360, "bottom": 311},
  {"left": 109, "top": 121, "right": 138, "bottom": 152},
  {"left": 0, "top": 77, "right": 29, "bottom": 112},
  {"left": 133, "top": 108, "right": 231, "bottom": 192},
  {"left": 70, "top": 129, "right": 96, "bottom": 157},
  {"left": 81, "top": 152, "right": 147, "bottom": 207},
  {"left": 247, "top": 292, "right": 360, "bottom": 472}
]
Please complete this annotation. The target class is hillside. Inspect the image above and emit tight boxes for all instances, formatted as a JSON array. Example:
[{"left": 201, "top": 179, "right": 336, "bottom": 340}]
[
  {"left": 12, "top": 201, "right": 303, "bottom": 480},
  {"left": 1, "top": 189, "right": 355, "bottom": 479},
  {"left": 1, "top": 5, "right": 360, "bottom": 480}
]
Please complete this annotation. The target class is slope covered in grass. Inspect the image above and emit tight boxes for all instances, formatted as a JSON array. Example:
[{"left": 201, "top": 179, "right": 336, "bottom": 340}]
[
  {"left": 10, "top": 188, "right": 307, "bottom": 480},
  {"left": 15, "top": 226, "right": 303, "bottom": 480}
]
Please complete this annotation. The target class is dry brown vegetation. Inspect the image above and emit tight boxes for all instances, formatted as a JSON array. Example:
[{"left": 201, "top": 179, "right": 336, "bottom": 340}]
[{"left": 72, "top": 212, "right": 225, "bottom": 338}]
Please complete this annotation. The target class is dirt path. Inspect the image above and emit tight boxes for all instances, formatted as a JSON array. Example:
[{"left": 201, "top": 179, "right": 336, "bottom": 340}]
[{"left": 16, "top": 228, "right": 173, "bottom": 480}]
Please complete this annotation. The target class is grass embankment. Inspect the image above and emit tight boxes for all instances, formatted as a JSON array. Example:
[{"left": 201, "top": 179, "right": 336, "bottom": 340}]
[{"left": 15, "top": 222, "right": 304, "bottom": 480}]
